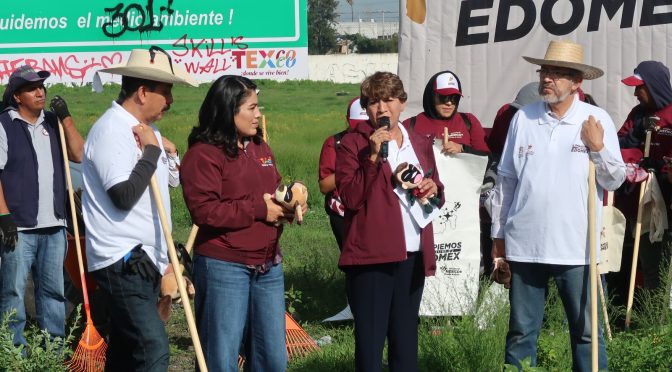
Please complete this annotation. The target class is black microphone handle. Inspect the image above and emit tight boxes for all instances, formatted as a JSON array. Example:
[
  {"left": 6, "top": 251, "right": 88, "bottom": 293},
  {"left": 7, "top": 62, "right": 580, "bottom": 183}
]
[{"left": 378, "top": 117, "right": 391, "bottom": 161}]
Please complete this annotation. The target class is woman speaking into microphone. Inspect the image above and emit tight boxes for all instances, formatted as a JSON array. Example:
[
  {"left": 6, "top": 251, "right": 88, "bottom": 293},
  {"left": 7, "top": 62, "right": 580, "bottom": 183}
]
[{"left": 335, "top": 71, "right": 444, "bottom": 372}]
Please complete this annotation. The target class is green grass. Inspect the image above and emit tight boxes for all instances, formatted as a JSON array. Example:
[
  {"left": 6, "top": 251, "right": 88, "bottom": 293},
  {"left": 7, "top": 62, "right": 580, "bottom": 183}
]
[{"left": 19, "top": 81, "right": 672, "bottom": 371}]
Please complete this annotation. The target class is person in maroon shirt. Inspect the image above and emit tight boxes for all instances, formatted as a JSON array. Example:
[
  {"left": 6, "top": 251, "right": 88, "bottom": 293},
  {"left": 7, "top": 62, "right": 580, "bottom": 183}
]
[
  {"left": 403, "top": 70, "right": 489, "bottom": 155},
  {"left": 180, "top": 75, "right": 296, "bottom": 371},
  {"left": 486, "top": 82, "right": 539, "bottom": 157},
  {"left": 336, "top": 71, "right": 444, "bottom": 372},
  {"left": 615, "top": 61, "right": 672, "bottom": 296},
  {"left": 319, "top": 97, "right": 369, "bottom": 250},
  {"left": 318, "top": 97, "right": 369, "bottom": 321},
  {"left": 404, "top": 71, "right": 491, "bottom": 281}
]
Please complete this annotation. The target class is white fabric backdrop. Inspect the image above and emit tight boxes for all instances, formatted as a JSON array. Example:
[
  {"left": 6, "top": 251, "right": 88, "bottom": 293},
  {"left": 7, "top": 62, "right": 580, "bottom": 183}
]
[{"left": 398, "top": 0, "right": 672, "bottom": 128}]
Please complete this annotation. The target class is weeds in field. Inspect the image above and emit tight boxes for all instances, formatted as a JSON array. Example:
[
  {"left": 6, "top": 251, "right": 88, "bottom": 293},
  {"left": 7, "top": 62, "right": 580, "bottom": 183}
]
[{"left": 0, "top": 306, "right": 80, "bottom": 372}]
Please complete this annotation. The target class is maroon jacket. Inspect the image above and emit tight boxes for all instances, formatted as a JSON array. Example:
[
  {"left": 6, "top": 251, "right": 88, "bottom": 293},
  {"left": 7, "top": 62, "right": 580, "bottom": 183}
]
[
  {"left": 335, "top": 121, "right": 445, "bottom": 276},
  {"left": 617, "top": 104, "right": 672, "bottom": 219},
  {"left": 180, "top": 141, "right": 282, "bottom": 265},
  {"left": 487, "top": 104, "right": 517, "bottom": 156},
  {"left": 403, "top": 112, "right": 490, "bottom": 154}
]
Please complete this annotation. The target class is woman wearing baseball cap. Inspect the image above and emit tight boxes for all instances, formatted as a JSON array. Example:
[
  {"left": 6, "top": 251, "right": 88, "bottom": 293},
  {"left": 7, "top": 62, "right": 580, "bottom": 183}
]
[{"left": 404, "top": 70, "right": 489, "bottom": 155}]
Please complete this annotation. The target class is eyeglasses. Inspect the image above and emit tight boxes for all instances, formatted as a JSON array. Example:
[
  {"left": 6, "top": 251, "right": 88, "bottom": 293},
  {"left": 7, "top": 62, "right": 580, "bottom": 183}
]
[
  {"left": 437, "top": 94, "right": 460, "bottom": 105},
  {"left": 536, "top": 68, "right": 578, "bottom": 80}
]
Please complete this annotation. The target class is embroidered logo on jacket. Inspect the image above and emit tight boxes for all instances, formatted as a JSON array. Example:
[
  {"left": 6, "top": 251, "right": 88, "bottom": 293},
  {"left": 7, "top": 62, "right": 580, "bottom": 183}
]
[
  {"left": 448, "top": 132, "right": 463, "bottom": 139},
  {"left": 258, "top": 156, "right": 274, "bottom": 167}
]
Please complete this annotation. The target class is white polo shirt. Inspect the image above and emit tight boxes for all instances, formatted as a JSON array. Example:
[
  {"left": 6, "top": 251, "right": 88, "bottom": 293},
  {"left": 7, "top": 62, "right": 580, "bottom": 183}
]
[
  {"left": 82, "top": 101, "right": 171, "bottom": 273},
  {"left": 495, "top": 95, "right": 625, "bottom": 265}
]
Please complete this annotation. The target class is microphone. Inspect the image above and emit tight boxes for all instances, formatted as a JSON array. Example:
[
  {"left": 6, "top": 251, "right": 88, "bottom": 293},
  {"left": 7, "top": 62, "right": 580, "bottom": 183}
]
[{"left": 379, "top": 117, "right": 390, "bottom": 162}]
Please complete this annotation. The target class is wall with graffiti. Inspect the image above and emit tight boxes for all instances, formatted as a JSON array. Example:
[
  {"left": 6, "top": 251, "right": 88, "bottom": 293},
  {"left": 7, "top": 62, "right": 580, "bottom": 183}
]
[
  {"left": 309, "top": 53, "right": 398, "bottom": 84},
  {"left": 0, "top": 0, "right": 308, "bottom": 84}
]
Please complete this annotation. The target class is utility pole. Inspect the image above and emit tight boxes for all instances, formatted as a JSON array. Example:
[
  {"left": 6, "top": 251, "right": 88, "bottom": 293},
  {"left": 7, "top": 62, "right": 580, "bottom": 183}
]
[{"left": 382, "top": 10, "right": 385, "bottom": 38}]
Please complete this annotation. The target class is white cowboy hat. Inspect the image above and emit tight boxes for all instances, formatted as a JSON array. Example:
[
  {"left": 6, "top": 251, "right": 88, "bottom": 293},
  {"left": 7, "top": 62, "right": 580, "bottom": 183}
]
[
  {"left": 523, "top": 40, "right": 604, "bottom": 80},
  {"left": 98, "top": 47, "right": 198, "bottom": 87}
]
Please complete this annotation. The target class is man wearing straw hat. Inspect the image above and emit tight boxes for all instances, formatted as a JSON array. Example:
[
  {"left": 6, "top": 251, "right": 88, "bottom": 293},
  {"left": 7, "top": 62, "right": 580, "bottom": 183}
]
[
  {"left": 0, "top": 65, "right": 84, "bottom": 348},
  {"left": 490, "top": 40, "right": 625, "bottom": 370},
  {"left": 82, "top": 46, "right": 197, "bottom": 370}
]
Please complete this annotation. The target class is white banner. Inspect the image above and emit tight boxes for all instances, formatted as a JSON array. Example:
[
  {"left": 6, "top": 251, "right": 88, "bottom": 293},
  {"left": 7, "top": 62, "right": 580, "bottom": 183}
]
[
  {"left": 399, "top": 0, "right": 672, "bottom": 128},
  {"left": 420, "top": 149, "right": 488, "bottom": 316}
]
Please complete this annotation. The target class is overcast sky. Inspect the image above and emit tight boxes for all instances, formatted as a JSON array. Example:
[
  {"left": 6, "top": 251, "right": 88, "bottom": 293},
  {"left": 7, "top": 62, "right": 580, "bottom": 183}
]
[{"left": 335, "top": 0, "right": 400, "bottom": 22}]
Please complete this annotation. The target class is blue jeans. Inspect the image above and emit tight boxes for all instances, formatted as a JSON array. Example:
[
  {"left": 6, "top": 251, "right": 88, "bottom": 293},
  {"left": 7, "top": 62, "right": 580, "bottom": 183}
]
[
  {"left": 193, "top": 255, "right": 287, "bottom": 372},
  {"left": 506, "top": 262, "right": 608, "bottom": 371},
  {"left": 90, "top": 250, "right": 168, "bottom": 372},
  {"left": 0, "top": 227, "right": 67, "bottom": 347}
]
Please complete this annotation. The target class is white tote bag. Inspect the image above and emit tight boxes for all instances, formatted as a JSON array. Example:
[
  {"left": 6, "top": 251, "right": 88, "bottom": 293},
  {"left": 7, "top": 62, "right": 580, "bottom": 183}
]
[{"left": 598, "top": 192, "right": 626, "bottom": 274}]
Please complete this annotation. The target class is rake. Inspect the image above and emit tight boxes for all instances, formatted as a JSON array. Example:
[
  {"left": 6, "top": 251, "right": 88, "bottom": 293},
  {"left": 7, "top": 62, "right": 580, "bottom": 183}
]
[
  {"left": 284, "top": 312, "right": 319, "bottom": 360},
  {"left": 58, "top": 120, "right": 107, "bottom": 372}
]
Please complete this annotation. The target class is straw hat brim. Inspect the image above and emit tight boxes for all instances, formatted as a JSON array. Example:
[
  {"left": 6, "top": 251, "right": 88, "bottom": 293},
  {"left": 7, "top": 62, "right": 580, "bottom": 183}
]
[
  {"left": 99, "top": 65, "right": 198, "bottom": 87},
  {"left": 523, "top": 56, "right": 604, "bottom": 80}
]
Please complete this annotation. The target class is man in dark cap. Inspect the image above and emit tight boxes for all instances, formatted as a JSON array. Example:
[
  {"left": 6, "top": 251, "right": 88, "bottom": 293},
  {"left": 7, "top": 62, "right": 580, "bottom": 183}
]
[
  {"left": 617, "top": 60, "right": 672, "bottom": 293},
  {"left": 0, "top": 65, "right": 84, "bottom": 347}
]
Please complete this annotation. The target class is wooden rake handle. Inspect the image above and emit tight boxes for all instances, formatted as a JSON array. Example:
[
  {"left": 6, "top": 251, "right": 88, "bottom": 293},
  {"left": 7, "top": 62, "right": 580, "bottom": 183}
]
[
  {"left": 57, "top": 120, "right": 92, "bottom": 314},
  {"left": 149, "top": 176, "right": 208, "bottom": 372},
  {"left": 626, "top": 128, "right": 654, "bottom": 330},
  {"left": 588, "top": 160, "right": 598, "bottom": 372}
]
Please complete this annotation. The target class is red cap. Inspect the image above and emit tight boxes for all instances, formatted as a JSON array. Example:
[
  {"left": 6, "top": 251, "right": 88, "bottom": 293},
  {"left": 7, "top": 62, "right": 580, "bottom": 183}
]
[
  {"left": 622, "top": 73, "right": 645, "bottom": 87},
  {"left": 434, "top": 72, "right": 462, "bottom": 96},
  {"left": 346, "top": 97, "right": 368, "bottom": 128},
  {"left": 621, "top": 148, "right": 643, "bottom": 164}
]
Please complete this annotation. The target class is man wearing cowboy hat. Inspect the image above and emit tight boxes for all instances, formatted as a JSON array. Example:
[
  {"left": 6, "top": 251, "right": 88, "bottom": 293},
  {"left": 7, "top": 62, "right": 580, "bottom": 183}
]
[
  {"left": 82, "top": 46, "right": 197, "bottom": 370},
  {"left": 490, "top": 40, "right": 625, "bottom": 371},
  {"left": 0, "top": 65, "right": 84, "bottom": 348},
  {"left": 616, "top": 61, "right": 672, "bottom": 295}
]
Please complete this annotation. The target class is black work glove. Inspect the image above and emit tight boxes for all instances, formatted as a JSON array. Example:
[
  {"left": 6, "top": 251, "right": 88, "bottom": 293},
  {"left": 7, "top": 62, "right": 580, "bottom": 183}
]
[
  {"left": 0, "top": 214, "right": 17, "bottom": 249},
  {"left": 175, "top": 242, "right": 193, "bottom": 276},
  {"left": 49, "top": 95, "right": 71, "bottom": 121},
  {"left": 124, "top": 245, "right": 158, "bottom": 280},
  {"left": 640, "top": 156, "right": 657, "bottom": 172}
]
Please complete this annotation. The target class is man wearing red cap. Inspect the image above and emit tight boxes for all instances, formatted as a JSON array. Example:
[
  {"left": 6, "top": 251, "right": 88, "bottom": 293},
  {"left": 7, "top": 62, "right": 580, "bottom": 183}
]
[
  {"left": 0, "top": 65, "right": 84, "bottom": 347},
  {"left": 617, "top": 61, "right": 672, "bottom": 293}
]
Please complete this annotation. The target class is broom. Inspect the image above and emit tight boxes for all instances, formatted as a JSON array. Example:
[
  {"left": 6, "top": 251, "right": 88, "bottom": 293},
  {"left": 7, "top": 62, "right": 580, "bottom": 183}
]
[{"left": 57, "top": 119, "right": 107, "bottom": 372}]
